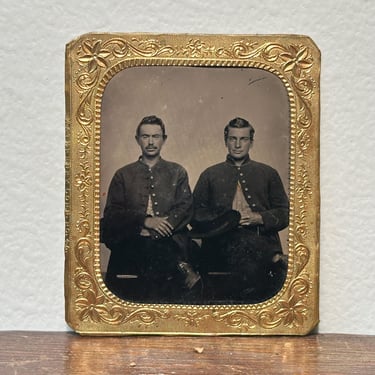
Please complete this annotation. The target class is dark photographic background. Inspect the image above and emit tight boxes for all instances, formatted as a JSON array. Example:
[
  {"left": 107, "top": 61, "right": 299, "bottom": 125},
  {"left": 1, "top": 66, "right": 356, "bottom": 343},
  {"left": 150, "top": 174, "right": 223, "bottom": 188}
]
[{"left": 100, "top": 66, "right": 290, "bottom": 271}]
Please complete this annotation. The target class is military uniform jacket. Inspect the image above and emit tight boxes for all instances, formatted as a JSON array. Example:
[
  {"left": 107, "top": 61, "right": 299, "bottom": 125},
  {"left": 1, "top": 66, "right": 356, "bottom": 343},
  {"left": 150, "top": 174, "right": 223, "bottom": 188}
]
[
  {"left": 193, "top": 155, "right": 289, "bottom": 235},
  {"left": 101, "top": 157, "right": 193, "bottom": 249}
]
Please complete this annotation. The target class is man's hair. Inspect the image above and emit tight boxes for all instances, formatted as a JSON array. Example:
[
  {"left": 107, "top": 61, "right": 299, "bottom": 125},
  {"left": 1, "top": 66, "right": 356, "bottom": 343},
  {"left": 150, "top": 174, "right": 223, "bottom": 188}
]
[
  {"left": 224, "top": 117, "right": 255, "bottom": 142},
  {"left": 136, "top": 115, "right": 166, "bottom": 137}
]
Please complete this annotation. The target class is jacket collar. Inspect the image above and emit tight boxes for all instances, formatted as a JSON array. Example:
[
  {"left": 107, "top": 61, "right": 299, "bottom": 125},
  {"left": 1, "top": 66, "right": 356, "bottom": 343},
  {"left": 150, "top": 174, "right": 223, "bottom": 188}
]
[
  {"left": 138, "top": 156, "right": 164, "bottom": 169},
  {"left": 225, "top": 154, "right": 251, "bottom": 166}
]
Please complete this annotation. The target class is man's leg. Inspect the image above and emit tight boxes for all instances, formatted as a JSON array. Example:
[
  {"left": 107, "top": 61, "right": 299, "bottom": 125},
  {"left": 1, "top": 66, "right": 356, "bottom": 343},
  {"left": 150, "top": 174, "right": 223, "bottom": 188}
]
[{"left": 224, "top": 230, "right": 283, "bottom": 302}]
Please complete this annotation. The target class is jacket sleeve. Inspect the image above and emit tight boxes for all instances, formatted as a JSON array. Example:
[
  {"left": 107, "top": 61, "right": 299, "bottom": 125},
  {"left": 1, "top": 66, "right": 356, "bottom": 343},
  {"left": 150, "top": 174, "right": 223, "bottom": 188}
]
[
  {"left": 165, "top": 166, "right": 193, "bottom": 232},
  {"left": 101, "top": 171, "right": 145, "bottom": 248},
  {"left": 192, "top": 170, "right": 229, "bottom": 224},
  {"left": 259, "top": 170, "right": 289, "bottom": 233}
]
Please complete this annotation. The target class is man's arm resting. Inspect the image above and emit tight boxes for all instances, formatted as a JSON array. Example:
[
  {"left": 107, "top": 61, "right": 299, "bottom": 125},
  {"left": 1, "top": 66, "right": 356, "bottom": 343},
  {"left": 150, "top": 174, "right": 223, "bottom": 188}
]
[
  {"left": 239, "top": 209, "right": 264, "bottom": 226},
  {"left": 259, "top": 169, "right": 289, "bottom": 232},
  {"left": 144, "top": 216, "right": 173, "bottom": 238}
]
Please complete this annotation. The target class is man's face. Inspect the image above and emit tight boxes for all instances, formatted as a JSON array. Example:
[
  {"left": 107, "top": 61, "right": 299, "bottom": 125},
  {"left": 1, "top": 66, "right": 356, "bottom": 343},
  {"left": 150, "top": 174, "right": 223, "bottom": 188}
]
[
  {"left": 226, "top": 127, "right": 252, "bottom": 161},
  {"left": 136, "top": 124, "right": 165, "bottom": 158}
]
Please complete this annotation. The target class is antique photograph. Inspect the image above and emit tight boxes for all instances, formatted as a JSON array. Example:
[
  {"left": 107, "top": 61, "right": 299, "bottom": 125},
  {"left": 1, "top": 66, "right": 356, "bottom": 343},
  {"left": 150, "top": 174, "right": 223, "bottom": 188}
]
[
  {"left": 99, "top": 66, "right": 290, "bottom": 305},
  {"left": 65, "top": 33, "right": 320, "bottom": 335}
]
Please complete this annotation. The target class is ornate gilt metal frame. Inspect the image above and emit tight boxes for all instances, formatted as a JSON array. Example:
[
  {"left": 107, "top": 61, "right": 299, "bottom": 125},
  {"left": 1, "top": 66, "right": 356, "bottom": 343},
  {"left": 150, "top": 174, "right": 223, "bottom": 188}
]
[{"left": 65, "top": 33, "right": 320, "bottom": 335}]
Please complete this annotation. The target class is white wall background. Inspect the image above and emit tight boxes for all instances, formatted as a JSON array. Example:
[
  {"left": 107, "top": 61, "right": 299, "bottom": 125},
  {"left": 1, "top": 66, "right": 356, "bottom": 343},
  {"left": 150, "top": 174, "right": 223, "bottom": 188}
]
[{"left": 0, "top": 0, "right": 374, "bottom": 334}]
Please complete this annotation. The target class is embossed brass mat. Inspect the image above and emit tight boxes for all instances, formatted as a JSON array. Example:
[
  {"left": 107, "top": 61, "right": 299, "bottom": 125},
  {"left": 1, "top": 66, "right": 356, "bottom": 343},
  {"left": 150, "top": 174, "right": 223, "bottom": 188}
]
[{"left": 65, "top": 33, "right": 320, "bottom": 335}]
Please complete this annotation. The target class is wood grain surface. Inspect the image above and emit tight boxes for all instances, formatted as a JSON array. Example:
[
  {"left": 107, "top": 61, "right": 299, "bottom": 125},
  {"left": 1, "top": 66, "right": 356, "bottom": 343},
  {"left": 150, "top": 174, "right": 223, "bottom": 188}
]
[{"left": 0, "top": 332, "right": 374, "bottom": 374}]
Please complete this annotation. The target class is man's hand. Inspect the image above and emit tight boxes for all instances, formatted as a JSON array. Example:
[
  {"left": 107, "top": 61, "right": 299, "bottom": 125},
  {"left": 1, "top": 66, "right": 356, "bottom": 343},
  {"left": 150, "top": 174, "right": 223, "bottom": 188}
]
[
  {"left": 144, "top": 216, "right": 174, "bottom": 237},
  {"left": 239, "top": 207, "right": 263, "bottom": 226}
]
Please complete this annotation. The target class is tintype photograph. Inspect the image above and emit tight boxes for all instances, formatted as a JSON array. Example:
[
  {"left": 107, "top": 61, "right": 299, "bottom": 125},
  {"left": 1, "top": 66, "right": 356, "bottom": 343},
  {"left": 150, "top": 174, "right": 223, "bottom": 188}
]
[
  {"left": 99, "top": 66, "right": 290, "bottom": 305},
  {"left": 65, "top": 33, "right": 320, "bottom": 335}
]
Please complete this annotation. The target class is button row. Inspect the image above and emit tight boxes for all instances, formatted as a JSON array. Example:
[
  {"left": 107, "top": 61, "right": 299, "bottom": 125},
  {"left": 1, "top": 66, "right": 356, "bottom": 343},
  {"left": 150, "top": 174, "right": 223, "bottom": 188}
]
[{"left": 238, "top": 172, "right": 256, "bottom": 208}]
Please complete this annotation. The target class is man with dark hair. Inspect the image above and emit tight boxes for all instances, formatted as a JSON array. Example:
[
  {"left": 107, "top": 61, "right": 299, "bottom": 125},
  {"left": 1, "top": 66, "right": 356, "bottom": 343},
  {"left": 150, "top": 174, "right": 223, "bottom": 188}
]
[
  {"left": 192, "top": 117, "right": 289, "bottom": 303},
  {"left": 101, "top": 115, "right": 200, "bottom": 303}
]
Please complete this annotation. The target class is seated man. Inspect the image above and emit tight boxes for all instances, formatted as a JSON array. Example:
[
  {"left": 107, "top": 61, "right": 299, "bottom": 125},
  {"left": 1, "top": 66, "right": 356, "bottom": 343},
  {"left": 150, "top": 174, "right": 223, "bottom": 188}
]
[
  {"left": 192, "top": 117, "right": 289, "bottom": 303},
  {"left": 101, "top": 115, "right": 200, "bottom": 303}
]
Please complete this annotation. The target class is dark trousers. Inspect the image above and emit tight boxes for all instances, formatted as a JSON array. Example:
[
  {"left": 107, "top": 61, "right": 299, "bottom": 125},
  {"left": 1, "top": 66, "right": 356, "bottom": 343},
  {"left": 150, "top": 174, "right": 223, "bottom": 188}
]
[
  {"left": 199, "top": 228, "right": 287, "bottom": 303},
  {"left": 105, "top": 236, "right": 187, "bottom": 303}
]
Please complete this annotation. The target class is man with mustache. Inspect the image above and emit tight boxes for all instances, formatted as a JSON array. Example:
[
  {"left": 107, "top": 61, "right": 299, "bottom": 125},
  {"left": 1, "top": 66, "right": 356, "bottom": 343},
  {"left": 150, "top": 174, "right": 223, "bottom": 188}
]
[
  {"left": 101, "top": 115, "right": 200, "bottom": 303},
  {"left": 192, "top": 117, "right": 289, "bottom": 303}
]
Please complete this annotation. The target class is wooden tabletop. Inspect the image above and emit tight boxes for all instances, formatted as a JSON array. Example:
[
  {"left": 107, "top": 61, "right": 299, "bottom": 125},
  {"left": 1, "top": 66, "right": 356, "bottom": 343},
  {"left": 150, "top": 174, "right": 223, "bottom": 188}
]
[{"left": 0, "top": 331, "right": 374, "bottom": 374}]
